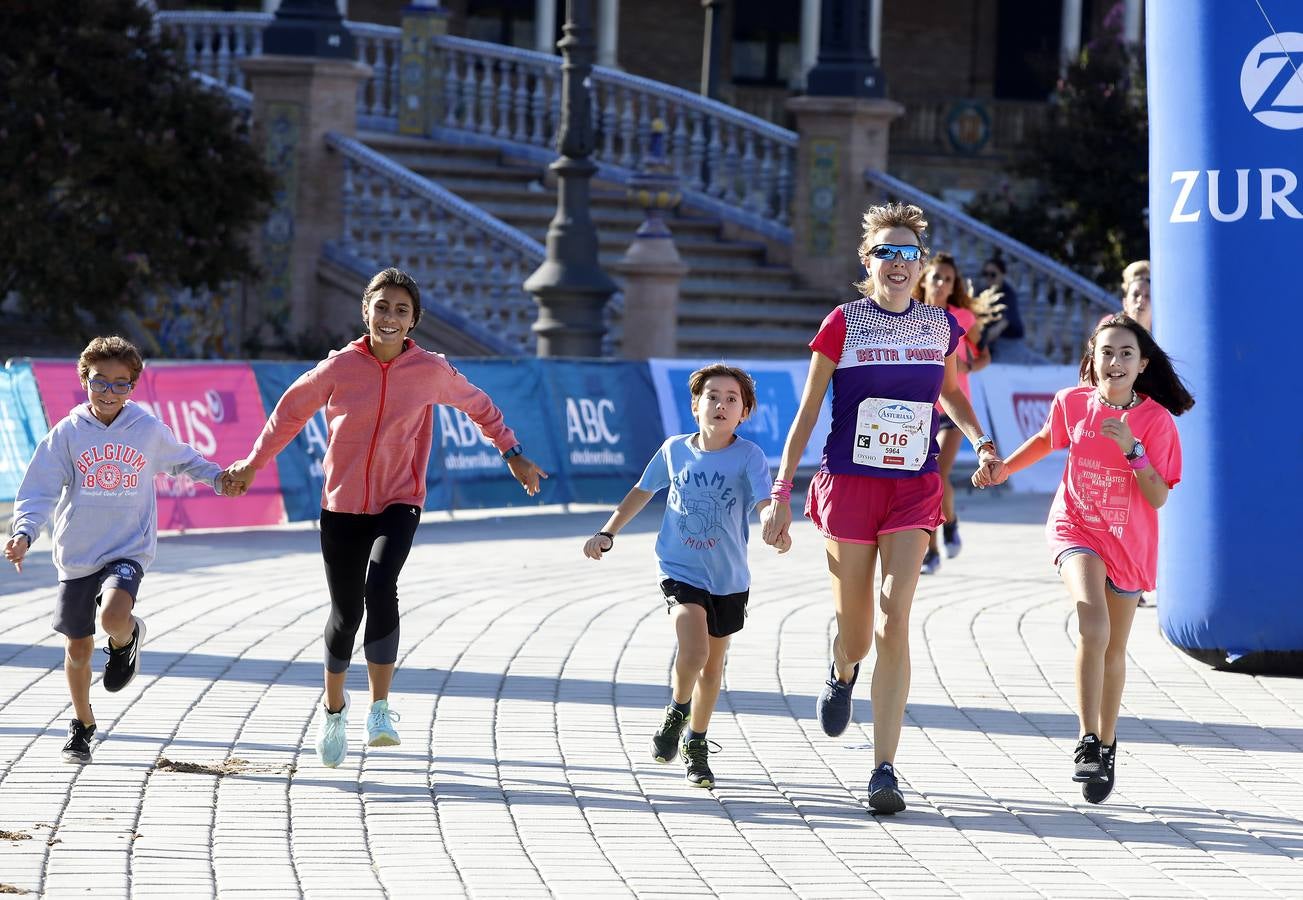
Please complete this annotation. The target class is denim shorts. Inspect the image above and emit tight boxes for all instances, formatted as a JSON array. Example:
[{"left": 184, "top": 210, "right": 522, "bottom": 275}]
[{"left": 1054, "top": 547, "right": 1143, "bottom": 601}]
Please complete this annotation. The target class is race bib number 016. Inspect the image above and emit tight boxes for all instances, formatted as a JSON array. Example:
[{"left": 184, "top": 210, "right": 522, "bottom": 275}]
[{"left": 852, "top": 397, "right": 933, "bottom": 471}]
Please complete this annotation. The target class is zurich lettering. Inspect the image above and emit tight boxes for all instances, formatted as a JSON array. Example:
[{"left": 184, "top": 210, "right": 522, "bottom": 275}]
[{"left": 1168, "top": 168, "right": 1303, "bottom": 223}]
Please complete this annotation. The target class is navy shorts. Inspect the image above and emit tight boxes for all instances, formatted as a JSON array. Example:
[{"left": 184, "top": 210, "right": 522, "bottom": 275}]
[
  {"left": 53, "top": 559, "right": 143, "bottom": 639},
  {"left": 661, "top": 578, "right": 748, "bottom": 638}
]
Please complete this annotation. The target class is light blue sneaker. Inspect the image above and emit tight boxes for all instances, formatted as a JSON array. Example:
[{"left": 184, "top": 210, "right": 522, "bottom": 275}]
[
  {"left": 315, "top": 691, "right": 350, "bottom": 768},
  {"left": 367, "top": 699, "right": 401, "bottom": 747}
]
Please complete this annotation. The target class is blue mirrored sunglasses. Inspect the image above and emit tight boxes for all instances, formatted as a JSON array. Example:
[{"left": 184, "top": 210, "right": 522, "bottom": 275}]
[
  {"left": 88, "top": 379, "right": 134, "bottom": 395},
  {"left": 868, "top": 243, "right": 923, "bottom": 262}
]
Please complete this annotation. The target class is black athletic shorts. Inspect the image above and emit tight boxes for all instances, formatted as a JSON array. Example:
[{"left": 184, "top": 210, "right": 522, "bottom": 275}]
[{"left": 660, "top": 578, "right": 748, "bottom": 638}]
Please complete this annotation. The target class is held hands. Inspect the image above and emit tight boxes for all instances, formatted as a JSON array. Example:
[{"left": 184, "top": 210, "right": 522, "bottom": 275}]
[
  {"left": 1100, "top": 412, "right": 1135, "bottom": 455},
  {"left": 219, "top": 460, "right": 257, "bottom": 497},
  {"left": 971, "top": 448, "right": 1008, "bottom": 489},
  {"left": 507, "top": 455, "right": 549, "bottom": 496},
  {"left": 4, "top": 534, "right": 29, "bottom": 573},
  {"left": 761, "top": 500, "right": 793, "bottom": 552}
]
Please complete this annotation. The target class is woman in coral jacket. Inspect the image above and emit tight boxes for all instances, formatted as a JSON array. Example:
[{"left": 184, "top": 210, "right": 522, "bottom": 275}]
[{"left": 228, "top": 268, "right": 545, "bottom": 768}]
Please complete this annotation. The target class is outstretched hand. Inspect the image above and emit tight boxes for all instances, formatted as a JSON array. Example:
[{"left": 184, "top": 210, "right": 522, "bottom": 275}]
[
  {"left": 4, "top": 534, "right": 29, "bottom": 573},
  {"left": 219, "top": 460, "right": 257, "bottom": 497},
  {"left": 508, "top": 455, "right": 548, "bottom": 496},
  {"left": 971, "top": 452, "right": 1008, "bottom": 489}
]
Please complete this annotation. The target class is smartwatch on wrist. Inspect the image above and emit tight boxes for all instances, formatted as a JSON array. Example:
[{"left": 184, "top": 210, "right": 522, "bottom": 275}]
[
  {"left": 1125, "top": 440, "right": 1146, "bottom": 461},
  {"left": 972, "top": 433, "right": 996, "bottom": 454},
  {"left": 500, "top": 444, "right": 524, "bottom": 461}
]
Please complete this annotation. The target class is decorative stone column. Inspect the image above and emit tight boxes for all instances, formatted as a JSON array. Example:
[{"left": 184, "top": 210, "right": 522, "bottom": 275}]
[
  {"left": 240, "top": 54, "right": 371, "bottom": 340},
  {"left": 612, "top": 121, "right": 687, "bottom": 359},
  {"left": 786, "top": 95, "right": 902, "bottom": 294},
  {"left": 399, "top": 1, "right": 450, "bottom": 136}
]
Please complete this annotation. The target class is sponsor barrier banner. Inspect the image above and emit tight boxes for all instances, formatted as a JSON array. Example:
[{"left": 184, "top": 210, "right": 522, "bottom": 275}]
[
  {"left": 30, "top": 360, "right": 286, "bottom": 529},
  {"left": 1150, "top": 0, "right": 1303, "bottom": 670},
  {"left": 0, "top": 362, "right": 49, "bottom": 502},
  {"left": 433, "top": 359, "right": 565, "bottom": 509},
  {"left": 978, "top": 364, "right": 1078, "bottom": 493},
  {"left": 538, "top": 360, "right": 666, "bottom": 503},
  {"left": 648, "top": 358, "right": 831, "bottom": 468}
]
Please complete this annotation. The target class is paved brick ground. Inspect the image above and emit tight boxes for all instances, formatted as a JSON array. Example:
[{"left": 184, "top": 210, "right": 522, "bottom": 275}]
[{"left": 2, "top": 491, "right": 1301, "bottom": 898}]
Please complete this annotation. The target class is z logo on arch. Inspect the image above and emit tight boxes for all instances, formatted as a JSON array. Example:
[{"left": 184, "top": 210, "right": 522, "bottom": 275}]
[{"left": 1241, "top": 32, "right": 1303, "bottom": 130}]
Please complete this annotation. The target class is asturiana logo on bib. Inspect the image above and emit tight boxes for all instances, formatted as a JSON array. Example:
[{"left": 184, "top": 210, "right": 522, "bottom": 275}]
[
  {"left": 879, "top": 403, "right": 916, "bottom": 425},
  {"left": 1241, "top": 32, "right": 1303, "bottom": 131}
]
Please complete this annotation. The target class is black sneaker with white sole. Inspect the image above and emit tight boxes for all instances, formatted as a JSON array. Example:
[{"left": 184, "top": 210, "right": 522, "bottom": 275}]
[
  {"left": 682, "top": 738, "right": 719, "bottom": 788},
  {"left": 103, "top": 617, "right": 146, "bottom": 693},
  {"left": 62, "top": 719, "right": 96, "bottom": 764},
  {"left": 1073, "top": 733, "right": 1105, "bottom": 782},
  {"left": 1083, "top": 740, "right": 1117, "bottom": 803},
  {"left": 650, "top": 705, "right": 688, "bottom": 763},
  {"left": 868, "top": 762, "right": 906, "bottom": 814}
]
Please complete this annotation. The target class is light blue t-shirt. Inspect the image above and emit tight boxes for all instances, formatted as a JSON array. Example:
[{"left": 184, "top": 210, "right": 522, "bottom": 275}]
[{"left": 636, "top": 433, "right": 772, "bottom": 596}]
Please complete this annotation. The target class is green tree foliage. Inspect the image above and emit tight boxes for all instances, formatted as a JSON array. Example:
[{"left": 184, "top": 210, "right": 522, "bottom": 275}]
[
  {"left": 0, "top": 0, "right": 275, "bottom": 335},
  {"left": 966, "top": 8, "right": 1147, "bottom": 287}
]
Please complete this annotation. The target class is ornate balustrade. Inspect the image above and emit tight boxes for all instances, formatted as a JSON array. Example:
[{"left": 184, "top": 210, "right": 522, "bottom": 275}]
[
  {"left": 865, "top": 170, "right": 1118, "bottom": 364},
  {"left": 156, "top": 12, "right": 796, "bottom": 240},
  {"left": 325, "top": 132, "right": 545, "bottom": 356}
]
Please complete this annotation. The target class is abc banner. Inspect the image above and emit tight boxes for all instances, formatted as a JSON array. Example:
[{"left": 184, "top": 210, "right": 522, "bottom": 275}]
[
  {"left": 30, "top": 361, "right": 286, "bottom": 530},
  {"left": 0, "top": 363, "right": 47, "bottom": 502},
  {"left": 1149, "top": 1, "right": 1303, "bottom": 672}
]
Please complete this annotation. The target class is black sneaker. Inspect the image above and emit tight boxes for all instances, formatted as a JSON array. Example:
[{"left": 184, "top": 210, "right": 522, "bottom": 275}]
[
  {"left": 1083, "top": 741, "right": 1117, "bottom": 803},
  {"left": 942, "top": 521, "right": 962, "bottom": 559},
  {"left": 868, "top": 762, "right": 906, "bottom": 814},
  {"left": 920, "top": 549, "right": 941, "bottom": 575},
  {"left": 103, "top": 616, "right": 146, "bottom": 693},
  {"left": 62, "top": 719, "right": 96, "bottom": 764},
  {"left": 681, "top": 737, "right": 718, "bottom": 788},
  {"left": 816, "top": 661, "right": 859, "bottom": 737},
  {"left": 1073, "top": 733, "right": 1105, "bottom": 782},
  {"left": 650, "top": 705, "right": 689, "bottom": 763}
]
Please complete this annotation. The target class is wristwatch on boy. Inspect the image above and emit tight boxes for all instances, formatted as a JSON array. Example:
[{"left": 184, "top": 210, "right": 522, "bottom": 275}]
[
  {"left": 10, "top": 530, "right": 31, "bottom": 547},
  {"left": 500, "top": 444, "right": 524, "bottom": 461},
  {"left": 1125, "top": 440, "right": 1146, "bottom": 461}
]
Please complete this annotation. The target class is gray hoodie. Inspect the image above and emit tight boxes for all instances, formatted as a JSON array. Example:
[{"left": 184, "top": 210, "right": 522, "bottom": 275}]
[{"left": 11, "top": 401, "right": 223, "bottom": 581}]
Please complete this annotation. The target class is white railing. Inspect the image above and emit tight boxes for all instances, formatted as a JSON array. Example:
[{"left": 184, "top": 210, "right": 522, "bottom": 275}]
[
  {"left": 325, "top": 132, "right": 543, "bottom": 355},
  {"left": 864, "top": 170, "right": 1119, "bottom": 364},
  {"left": 155, "top": 12, "right": 796, "bottom": 237},
  {"left": 157, "top": 13, "right": 400, "bottom": 135}
]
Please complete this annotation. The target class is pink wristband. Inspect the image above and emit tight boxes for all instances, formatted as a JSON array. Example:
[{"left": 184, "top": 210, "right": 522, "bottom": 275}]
[{"left": 1128, "top": 453, "right": 1149, "bottom": 471}]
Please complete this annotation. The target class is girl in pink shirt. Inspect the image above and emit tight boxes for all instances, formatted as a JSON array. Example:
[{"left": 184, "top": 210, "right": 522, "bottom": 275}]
[
  {"left": 975, "top": 315, "right": 1193, "bottom": 804},
  {"left": 228, "top": 268, "right": 545, "bottom": 768}
]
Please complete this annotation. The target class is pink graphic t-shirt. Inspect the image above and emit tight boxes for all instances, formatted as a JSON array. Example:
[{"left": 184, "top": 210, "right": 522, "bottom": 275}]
[{"left": 1044, "top": 386, "right": 1182, "bottom": 591}]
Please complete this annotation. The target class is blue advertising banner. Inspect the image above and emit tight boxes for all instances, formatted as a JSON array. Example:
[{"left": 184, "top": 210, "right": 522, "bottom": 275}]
[
  {"left": 434, "top": 359, "right": 565, "bottom": 509},
  {"left": 250, "top": 362, "right": 327, "bottom": 521},
  {"left": 1149, "top": 1, "right": 1303, "bottom": 672},
  {"left": 647, "top": 358, "right": 831, "bottom": 468},
  {"left": 538, "top": 360, "right": 667, "bottom": 504},
  {"left": 0, "top": 362, "right": 49, "bottom": 502}
]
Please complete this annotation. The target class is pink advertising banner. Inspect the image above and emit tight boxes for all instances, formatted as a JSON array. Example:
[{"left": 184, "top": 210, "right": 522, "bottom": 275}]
[{"left": 31, "top": 361, "right": 285, "bottom": 529}]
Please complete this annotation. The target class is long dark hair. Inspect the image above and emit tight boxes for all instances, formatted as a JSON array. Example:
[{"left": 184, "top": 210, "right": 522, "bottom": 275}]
[{"left": 1080, "top": 315, "right": 1194, "bottom": 416}]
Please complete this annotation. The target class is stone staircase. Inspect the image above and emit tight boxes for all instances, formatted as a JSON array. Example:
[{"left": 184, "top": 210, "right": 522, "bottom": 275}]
[{"left": 365, "top": 133, "right": 832, "bottom": 359}]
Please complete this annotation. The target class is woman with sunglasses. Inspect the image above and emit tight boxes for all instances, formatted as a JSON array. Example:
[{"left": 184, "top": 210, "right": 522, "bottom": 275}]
[{"left": 761, "top": 202, "right": 1004, "bottom": 814}]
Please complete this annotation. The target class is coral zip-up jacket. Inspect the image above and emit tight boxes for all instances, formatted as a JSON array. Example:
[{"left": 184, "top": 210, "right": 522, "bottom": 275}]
[{"left": 246, "top": 337, "right": 517, "bottom": 515}]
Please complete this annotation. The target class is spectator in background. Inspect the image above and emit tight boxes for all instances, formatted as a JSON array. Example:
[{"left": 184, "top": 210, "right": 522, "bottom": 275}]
[
  {"left": 979, "top": 257, "right": 1025, "bottom": 358},
  {"left": 1097, "top": 260, "right": 1151, "bottom": 334}
]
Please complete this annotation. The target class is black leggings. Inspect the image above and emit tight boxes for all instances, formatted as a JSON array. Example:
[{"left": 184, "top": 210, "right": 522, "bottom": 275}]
[{"left": 318, "top": 504, "right": 421, "bottom": 674}]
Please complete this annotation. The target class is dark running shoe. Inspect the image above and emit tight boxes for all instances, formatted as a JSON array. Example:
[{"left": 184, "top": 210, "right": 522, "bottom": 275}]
[
  {"left": 1083, "top": 741, "right": 1117, "bottom": 804},
  {"left": 681, "top": 737, "right": 719, "bottom": 788},
  {"left": 920, "top": 549, "right": 941, "bottom": 575},
  {"left": 868, "top": 762, "right": 906, "bottom": 814},
  {"left": 942, "top": 521, "right": 962, "bottom": 559},
  {"left": 650, "top": 705, "right": 689, "bottom": 763},
  {"left": 816, "top": 661, "right": 860, "bottom": 737},
  {"left": 103, "top": 617, "right": 146, "bottom": 693},
  {"left": 1073, "top": 733, "right": 1105, "bottom": 782},
  {"left": 62, "top": 719, "right": 96, "bottom": 764}
]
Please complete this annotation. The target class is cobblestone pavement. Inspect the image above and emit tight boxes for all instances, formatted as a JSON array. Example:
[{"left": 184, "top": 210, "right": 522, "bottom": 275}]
[{"left": 1, "top": 491, "right": 1301, "bottom": 898}]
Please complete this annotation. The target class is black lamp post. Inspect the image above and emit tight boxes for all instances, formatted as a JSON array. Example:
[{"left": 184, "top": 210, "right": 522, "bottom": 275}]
[
  {"left": 262, "top": 0, "right": 355, "bottom": 59},
  {"left": 806, "top": 0, "right": 884, "bottom": 98},
  {"left": 523, "top": 0, "right": 617, "bottom": 358}
]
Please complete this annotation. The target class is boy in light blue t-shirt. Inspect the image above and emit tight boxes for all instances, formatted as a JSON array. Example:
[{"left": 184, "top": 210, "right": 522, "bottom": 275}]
[{"left": 583, "top": 363, "right": 788, "bottom": 788}]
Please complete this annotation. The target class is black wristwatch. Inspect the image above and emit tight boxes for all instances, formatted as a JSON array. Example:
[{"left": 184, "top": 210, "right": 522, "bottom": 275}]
[
  {"left": 1125, "top": 440, "right": 1146, "bottom": 461},
  {"left": 500, "top": 444, "right": 524, "bottom": 461}
]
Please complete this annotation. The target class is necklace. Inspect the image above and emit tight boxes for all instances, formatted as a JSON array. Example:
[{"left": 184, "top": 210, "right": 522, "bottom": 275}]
[{"left": 1097, "top": 389, "right": 1138, "bottom": 410}]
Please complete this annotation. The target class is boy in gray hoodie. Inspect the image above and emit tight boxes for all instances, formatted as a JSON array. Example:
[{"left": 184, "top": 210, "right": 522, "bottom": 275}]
[{"left": 4, "top": 337, "right": 243, "bottom": 763}]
